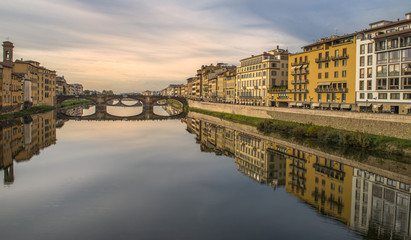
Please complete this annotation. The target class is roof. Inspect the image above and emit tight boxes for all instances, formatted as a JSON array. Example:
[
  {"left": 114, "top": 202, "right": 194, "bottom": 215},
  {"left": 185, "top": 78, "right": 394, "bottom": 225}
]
[
  {"left": 363, "top": 18, "right": 411, "bottom": 33},
  {"left": 302, "top": 33, "right": 356, "bottom": 48},
  {"left": 373, "top": 28, "right": 411, "bottom": 39}
]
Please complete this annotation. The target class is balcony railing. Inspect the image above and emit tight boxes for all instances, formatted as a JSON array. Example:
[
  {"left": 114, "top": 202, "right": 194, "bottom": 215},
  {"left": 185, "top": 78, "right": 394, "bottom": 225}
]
[
  {"left": 331, "top": 54, "right": 349, "bottom": 61},
  {"left": 314, "top": 88, "right": 348, "bottom": 93},
  {"left": 291, "top": 70, "right": 309, "bottom": 75},
  {"left": 290, "top": 89, "right": 308, "bottom": 93},
  {"left": 400, "top": 42, "right": 411, "bottom": 48},
  {"left": 315, "top": 57, "right": 330, "bottom": 63},
  {"left": 291, "top": 79, "right": 309, "bottom": 84},
  {"left": 239, "top": 96, "right": 262, "bottom": 99},
  {"left": 291, "top": 61, "right": 309, "bottom": 67}
]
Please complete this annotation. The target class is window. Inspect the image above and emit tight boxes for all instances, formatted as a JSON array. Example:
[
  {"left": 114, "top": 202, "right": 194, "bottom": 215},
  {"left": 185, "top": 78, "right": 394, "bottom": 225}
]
[
  {"left": 367, "top": 93, "right": 373, "bottom": 99},
  {"left": 325, "top": 72, "right": 329, "bottom": 79},
  {"left": 367, "top": 68, "right": 372, "bottom": 78},
  {"left": 367, "top": 80, "right": 372, "bottom": 90},
  {"left": 377, "top": 78, "right": 387, "bottom": 90},
  {"left": 403, "top": 77, "right": 411, "bottom": 89},
  {"left": 390, "top": 93, "right": 400, "bottom": 99},
  {"left": 359, "top": 81, "right": 364, "bottom": 90},
  {"left": 318, "top": 63, "right": 322, "bottom": 69},
  {"left": 378, "top": 93, "right": 387, "bottom": 99},
  {"left": 342, "top": 70, "right": 346, "bottom": 77},
  {"left": 377, "top": 65, "right": 387, "bottom": 77},
  {"left": 404, "top": 93, "right": 411, "bottom": 100},
  {"left": 389, "top": 78, "right": 399, "bottom": 89},
  {"left": 271, "top": 71, "right": 277, "bottom": 76},
  {"left": 327, "top": 93, "right": 330, "bottom": 102},
  {"left": 318, "top": 73, "right": 322, "bottom": 79},
  {"left": 318, "top": 93, "right": 322, "bottom": 102},
  {"left": 334, "top": 71, "right": 338, "bottom": 78},
  {"left": 360, "top": 93, "right": 365, "bottom": 99},
  {"left": 389, "top": 50, "right": 400, "bottom": 63},
  {"left": 334, "top": 60, "right": 339, "bottom": 67},
  {"left": 377, "top": 52, "right": 387, "bottom": 64},
  {"left": 342, "top": 93, "right": 346, "bottom": 102},
  {"left": 402, "top": 49, "right": 411, "bottom": 61},
  {"left": 367, "top": 55, "right": 373, "bottom": 66},
  {"left": 360, "top": 68, "right": 364, "bottom": 78},
  {"left": 367, "top": 43, "right": 373, "bottom": 53},
  {"left": 360, "top": 56, "right": 365, "bottom": 66},
  {"left": 342, "top": 59, "right": 347, "bottom": 66},
  {"left": 360, "top": 44, "right": 365, "bottom": 54},
  {"left": 389, "top": 64, "right": 400, "bottom": 76},
  {"left": 402, "top": 63, "right": 411, "bottom": 75},
  {"left": 325, "top": 62, "right": 329, "bottom": 68}
]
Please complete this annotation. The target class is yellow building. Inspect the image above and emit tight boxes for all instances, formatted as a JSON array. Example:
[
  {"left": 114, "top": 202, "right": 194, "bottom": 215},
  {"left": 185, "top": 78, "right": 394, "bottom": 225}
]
[
  {"left": 14, "top": 59, "right": 56, "bottom": 106},
  {"left": 271, "top": 34, "right": 357, "bottom": 109},
  {"left": 217, "top": 69, "right": 236, "bottom": 103}
]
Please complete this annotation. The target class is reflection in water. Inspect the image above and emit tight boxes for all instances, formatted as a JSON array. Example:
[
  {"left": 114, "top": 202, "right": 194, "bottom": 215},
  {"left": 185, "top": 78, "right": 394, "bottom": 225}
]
[
  {"left": 1, "top": 111, "right": 410, "bottom": 239},
  {"left": 183, "top": 115, "right": 411, "bottom": 240},
  {"left": 0, "top": 111, "right": 56, "bottom": 184},
  {"left": 106, "top": 106, "right": 143, "bottom": 117}
]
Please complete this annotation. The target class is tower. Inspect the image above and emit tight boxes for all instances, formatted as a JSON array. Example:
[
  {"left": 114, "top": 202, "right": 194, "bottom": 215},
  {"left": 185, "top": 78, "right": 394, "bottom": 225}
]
[{"left": 2, "top": 41, "right": 14, "bottom": 65}]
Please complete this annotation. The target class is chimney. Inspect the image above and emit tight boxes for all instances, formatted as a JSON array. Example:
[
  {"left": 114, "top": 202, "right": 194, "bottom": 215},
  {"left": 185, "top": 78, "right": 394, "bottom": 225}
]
[
  {"left": 2, "top": 41, "right": 14, "bottom": 65},
  {"left": 406, "top": 12, "right": 411, "bottom": 20}
]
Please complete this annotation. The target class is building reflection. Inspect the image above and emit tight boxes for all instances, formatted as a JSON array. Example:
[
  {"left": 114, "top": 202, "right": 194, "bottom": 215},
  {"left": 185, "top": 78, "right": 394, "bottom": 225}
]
[
  {"left": 0, "top": 111, "right": 56, "bottom": 184},
  {"left": 183, "top": 116, "right": 411, "bottom": 239}
]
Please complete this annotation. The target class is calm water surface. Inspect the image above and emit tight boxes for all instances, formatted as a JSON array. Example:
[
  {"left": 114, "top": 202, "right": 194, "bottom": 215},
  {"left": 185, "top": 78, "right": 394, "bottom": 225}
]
[{"left": 0, "top": 106, "right": 410, "bottom": 240}]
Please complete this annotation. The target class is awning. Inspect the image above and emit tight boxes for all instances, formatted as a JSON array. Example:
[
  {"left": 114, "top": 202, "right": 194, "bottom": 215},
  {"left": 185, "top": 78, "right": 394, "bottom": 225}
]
[
  {"left": 331, "top": 103, "right": 340, "bottom": 108},
  {"left": 317, "top": 82, "right": 331, "bottom": 86},
  {"left": 358, "top": 103, "right": 372, "bottom": 107},
  {"left": 301, "top": 64, "right": 308, "bottom": 69},
  {"left": 312, "top": 103, "right": 321, "bottom": 107},
  {"left": 291, "top": 66, "right": 297, "bottom": 70},
  {"left": 321, "top": 103, "right": 330, "bottom": 108},
  {"left": 341, "top": 104, "right": 352, "bottom": 109},
  {"left": 296, "top": 102, "right": 303, "bottom": 107},
  {"left": 374, "top": 104, "right": 382, "bottom": 108},
  {"left": 289, "top": 102, "right": 296, "bottom": 107}
]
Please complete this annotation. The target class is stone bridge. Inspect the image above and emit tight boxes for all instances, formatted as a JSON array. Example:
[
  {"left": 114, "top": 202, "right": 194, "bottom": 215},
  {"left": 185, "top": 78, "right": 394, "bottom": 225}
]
[
  {"left": 56, "top": 94, "right": 188, "bottom": 121},
  {"left": 57, "top": 94, "right": 187, "bottom": 109}
]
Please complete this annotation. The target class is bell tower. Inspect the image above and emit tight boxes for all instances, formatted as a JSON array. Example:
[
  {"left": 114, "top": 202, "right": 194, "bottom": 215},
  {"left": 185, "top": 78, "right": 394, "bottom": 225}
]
[{"left": 2, "top": 41, "right": 14, "bottom": 65}]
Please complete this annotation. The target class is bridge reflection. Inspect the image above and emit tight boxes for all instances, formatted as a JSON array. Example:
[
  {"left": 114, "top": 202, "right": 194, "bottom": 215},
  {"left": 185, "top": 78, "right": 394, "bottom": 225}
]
[
  {"left": 183, "top": 113, "right": 411, "bottom": 240},
  {"left": 58, "top": 104, "right": 186, "bottom": 121}
]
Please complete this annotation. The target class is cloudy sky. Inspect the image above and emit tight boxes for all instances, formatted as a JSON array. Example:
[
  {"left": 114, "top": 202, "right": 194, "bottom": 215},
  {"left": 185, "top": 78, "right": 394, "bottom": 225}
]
[{"left": 0, "top": 0, "right": 409, "bottom": 92}]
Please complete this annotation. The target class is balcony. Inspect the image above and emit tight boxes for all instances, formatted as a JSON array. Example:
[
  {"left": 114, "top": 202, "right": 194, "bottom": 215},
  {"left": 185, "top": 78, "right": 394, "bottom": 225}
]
[
  {"left": 291, "top": 61, "right": 309, "bottom": 67},
  {"left": 315, "top": 57, "right": 330, "bottom": 63},
  {"left": 400, "top": 42, "right": 411, "bottom": 48},
  {"left": 290, "top": 89, "right": 308, "bottom": 93},
  {"left": 314, "top": 88, "right": 348, "bottom": 93},
  {"left": 291, "top": 70, "right": 309, "bottom": 75},
  {"left": 268, "top": 88, "right": 291, "bottom": 94},
  {"left": 291, "top": 79, "right": 309, "bottom": 84},
  {"left": 239, "top": 96, "right": 262, "bottom": 99},
  {"left": 331, "top": 54, "right": 349, "bottom": 61}
]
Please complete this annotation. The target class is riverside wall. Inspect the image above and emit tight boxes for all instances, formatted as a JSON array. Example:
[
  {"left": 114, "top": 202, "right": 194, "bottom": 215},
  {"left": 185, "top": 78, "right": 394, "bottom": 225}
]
[{"left": 188, "top": 100, "right": 411, "bottom": 140}]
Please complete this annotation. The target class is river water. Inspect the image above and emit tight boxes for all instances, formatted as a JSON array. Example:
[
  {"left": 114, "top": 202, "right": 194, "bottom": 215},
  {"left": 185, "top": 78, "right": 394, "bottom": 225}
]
[{"left": 0, "top": 106, "right": 410, "bottom": 240}]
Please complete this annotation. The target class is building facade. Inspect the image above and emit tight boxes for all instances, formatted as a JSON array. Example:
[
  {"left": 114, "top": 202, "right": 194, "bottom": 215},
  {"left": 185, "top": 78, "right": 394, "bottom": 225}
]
[
  {"left": 236, "top": 47, "right": 289, "bottom": 106},
  {"left": 356, "top": 13, "right": 411, "bottom": 114}
]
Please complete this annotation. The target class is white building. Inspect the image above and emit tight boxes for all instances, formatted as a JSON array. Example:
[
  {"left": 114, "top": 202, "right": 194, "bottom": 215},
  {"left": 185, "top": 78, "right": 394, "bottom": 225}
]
[
  {"left": 356, "top": 13, "right": 411, "bottom": 114},
  {"left": 236, "top": 47, "right": 289, "bottom": 106}
]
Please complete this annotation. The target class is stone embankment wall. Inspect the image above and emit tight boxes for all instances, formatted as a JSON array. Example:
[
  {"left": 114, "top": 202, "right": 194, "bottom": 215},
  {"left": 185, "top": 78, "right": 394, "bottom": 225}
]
[{"left": 188, "top": 100, "right": 411, "bottom": 140}]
